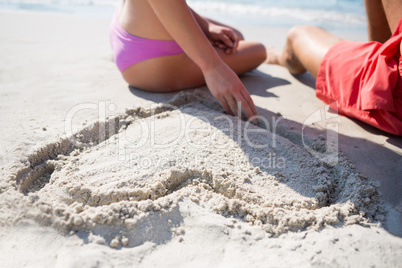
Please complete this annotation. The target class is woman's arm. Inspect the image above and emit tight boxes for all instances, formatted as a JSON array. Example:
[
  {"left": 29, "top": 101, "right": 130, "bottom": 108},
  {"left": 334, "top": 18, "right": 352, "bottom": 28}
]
[
  {"left": 190, "top": 9, "right": 244, "bottom": 40},
  {"left": 146, "top": 0, "right": 257, "bottom": 120}
]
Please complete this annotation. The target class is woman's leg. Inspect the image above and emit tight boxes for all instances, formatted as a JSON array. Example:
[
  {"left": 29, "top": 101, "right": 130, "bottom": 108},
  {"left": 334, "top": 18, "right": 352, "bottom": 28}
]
[
  {"left": 267, "top": 26, "right": 341, "bottom": 78},
  {"left": 123, "top": 40, "right": 266, "bottom": 92},
  {"left": 364, "top": 0, "right": 391, "bottom": 43}
]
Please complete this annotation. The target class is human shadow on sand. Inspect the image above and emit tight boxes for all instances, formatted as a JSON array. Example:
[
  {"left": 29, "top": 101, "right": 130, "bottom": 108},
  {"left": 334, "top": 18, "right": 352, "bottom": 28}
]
[
  {"left": 129, "top": 69, "right": 402, "bottom": 237},
  {"left": 13, "top": 70, "right": 401, "bottom": 251},
  {"left": 129, "top": 70, "right": 290, "bottom": 101},
  {"left": 291, "top": 71, "right": 402, "bottom": 196}
]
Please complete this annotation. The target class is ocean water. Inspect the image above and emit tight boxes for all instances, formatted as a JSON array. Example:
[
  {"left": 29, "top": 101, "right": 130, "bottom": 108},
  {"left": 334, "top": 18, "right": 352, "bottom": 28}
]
[
  {"left": 189, "top": 0, "right": 367, "bottom": 31},
  {"left": 0, "top": 0, "right": 367, "bottom": 31}
]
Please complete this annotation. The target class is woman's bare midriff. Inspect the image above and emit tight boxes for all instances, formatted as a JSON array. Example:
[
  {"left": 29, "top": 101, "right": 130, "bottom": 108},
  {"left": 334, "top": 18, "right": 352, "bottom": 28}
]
[
  {"left": 118, "top": 0, "right": 186, "bottom": 89},
  {"left": 118, "top": 0, "right": 175, "bottom": 40}
]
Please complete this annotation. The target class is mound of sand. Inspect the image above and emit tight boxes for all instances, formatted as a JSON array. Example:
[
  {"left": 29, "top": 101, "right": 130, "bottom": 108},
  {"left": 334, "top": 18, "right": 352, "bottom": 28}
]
[{"left": 1, "top": 91, "right": 385, "bottom": 250}]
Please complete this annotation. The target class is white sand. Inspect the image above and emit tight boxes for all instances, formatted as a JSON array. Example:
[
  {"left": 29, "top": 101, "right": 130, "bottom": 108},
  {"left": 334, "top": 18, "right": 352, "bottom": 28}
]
[{"left": 1, "top": 9, "right": 402, "bottom": 267}]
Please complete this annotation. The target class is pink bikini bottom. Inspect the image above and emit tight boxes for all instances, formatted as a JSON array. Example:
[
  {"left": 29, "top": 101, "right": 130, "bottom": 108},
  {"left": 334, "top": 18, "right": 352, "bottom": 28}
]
[{"left": 109, "top": 12, "right": 184, "bottom": 72}]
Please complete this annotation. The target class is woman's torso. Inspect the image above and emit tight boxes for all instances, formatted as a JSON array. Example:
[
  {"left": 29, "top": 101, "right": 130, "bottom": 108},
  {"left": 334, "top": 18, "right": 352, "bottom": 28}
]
[{"left": 118, "top": 0, "right": 175, "bottom": 40}]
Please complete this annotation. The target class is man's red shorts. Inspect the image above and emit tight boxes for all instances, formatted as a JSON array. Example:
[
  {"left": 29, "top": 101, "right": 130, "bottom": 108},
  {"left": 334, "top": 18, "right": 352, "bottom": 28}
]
[{"left": 316, "top": 18, "right": 402, "bottom": 135}]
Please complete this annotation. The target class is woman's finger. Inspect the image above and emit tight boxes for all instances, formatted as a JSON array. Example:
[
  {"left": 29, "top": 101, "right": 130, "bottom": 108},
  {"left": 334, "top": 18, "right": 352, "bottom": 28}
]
[
  {"left": 232, "top": 38, "right": 239, "bottom": 52},
  {"left": 213, "top": 41, "right": 222, "bottom": 47},
  {"left": 240, "top": 89, "right": 258, "bottom": 116},
  {"left": 220, "top": 34, "right": 234, "bottom": 48},
  {"left": 225, "top": 95, "right": 240, "bottom": 116},
  {"left": 222, "top": 30, "right": 239, "bottom": 54},
  {"left": 234, "top": 90, "right": 258, "bottom": 121},
  {"left": 225, "top": 30, "right": 238, "bottom": 48},
  {"left": 219, "top": 96, "right": 234, "bottom": 116},
  {"left": 213, "top": 41, "right": 229, "bottom": 50}
]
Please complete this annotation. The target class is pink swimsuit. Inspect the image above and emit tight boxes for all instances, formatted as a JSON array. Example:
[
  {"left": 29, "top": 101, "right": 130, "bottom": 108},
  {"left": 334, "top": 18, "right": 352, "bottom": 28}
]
[{"left": 109, "top": 12, "right": 184, "bottom": 72}]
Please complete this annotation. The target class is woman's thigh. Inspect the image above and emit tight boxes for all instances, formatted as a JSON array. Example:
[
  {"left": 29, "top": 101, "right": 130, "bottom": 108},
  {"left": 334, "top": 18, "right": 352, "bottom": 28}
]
[{"left": 123, "top": 40, "right": 266, "bottom": 92}]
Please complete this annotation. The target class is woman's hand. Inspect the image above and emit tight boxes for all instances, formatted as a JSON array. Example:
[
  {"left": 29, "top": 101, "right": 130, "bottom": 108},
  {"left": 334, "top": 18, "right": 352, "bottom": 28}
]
[
  {"left": 202, "top": 61, "right": 258, "bottom": 121},
  {"left": 206, "top": 24, "right": 241, "bottom": 54},
  {"left": 146, "top": 1, "right": 256, "bottom": 120}
]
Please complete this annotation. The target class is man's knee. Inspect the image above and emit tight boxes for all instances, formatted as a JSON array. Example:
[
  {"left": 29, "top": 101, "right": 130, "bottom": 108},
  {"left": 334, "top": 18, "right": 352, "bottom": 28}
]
[{"left": 287, "top": 25, "right": 315, "bottom": 44}]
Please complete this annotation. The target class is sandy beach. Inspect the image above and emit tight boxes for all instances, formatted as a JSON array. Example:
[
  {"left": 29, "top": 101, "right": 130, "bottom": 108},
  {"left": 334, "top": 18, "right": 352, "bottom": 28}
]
[{"left": 1, "top": 9, "right": 402, "bottom": 267}]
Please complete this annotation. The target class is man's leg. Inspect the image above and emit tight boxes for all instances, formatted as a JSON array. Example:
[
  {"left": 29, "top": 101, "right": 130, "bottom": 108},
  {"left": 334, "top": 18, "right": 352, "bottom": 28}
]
[
  {"left": 267, "top": 26, "right": 341, "bottom": 78},
  {"left": 381, "top": 0, "right": 402, "bottom": 33},
  {"left": 365, "top": 0, "right": 391, "bottom": 43}
]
